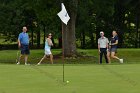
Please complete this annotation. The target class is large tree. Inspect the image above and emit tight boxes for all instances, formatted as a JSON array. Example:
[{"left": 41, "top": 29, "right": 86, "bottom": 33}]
[{"left": 60, "top": 0, "right": 78, "bottom": 57}]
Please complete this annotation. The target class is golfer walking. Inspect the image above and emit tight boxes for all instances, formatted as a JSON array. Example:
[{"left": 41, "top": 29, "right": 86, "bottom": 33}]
[
  {"left": 17, "top": 26, "right": 30, "bottom": 65},
  {"left": 37, "top": 33, "right": 53, "bottom": 65},
  {"left": 107, "top": 31, "right": 123, "bottom": 63},
  {"left": 98, "top": 31, "right": 109, "bottom": 64}
]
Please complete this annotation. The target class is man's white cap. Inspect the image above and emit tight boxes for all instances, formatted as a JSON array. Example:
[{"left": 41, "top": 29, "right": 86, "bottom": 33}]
[
  {"left": 23, "top": 26, "right": 27, "bottom": 29},
  {"left": 100, "top": 31, "right": 104, "bottom": 34}
]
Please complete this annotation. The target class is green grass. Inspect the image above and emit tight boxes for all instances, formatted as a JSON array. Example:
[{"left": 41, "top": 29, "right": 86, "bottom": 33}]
[
  {"left": 0, "top": 48, "right": 140, "bottom": 64},
  {"left": 0, "top": 49, "right": 140, "bottom": 93},
  {"left": 0, "top": 64, "right": 140, "bottom": 93}
]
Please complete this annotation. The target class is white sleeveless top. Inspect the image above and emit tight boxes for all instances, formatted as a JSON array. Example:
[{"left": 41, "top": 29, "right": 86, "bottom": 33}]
[{"left": 45, "top": 38, "right": 52, "bottom": 50}]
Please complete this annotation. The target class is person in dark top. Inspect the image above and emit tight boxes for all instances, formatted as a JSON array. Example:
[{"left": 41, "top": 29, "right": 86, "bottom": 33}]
[{"left": 107, "top": 31, "right": 123, "bottom": 64}]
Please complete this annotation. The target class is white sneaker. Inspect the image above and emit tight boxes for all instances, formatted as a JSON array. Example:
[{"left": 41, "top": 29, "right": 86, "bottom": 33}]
[
  {"left": 37, "top": 63, "right": 40, "bottom": 65},
  {"left": 17, "top": 62, "right": 20, "bottom": 65},
  {"left": 25, "top": 63, "right": 30, "bottom": 65},
  {"left": 119, "top": 59, "right": 123, "bottom": 63}
]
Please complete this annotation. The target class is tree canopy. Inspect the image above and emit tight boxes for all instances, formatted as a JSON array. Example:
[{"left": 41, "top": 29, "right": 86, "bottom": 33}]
[{"left": 0, "top": 0, "right": 140, "bottom": 55}]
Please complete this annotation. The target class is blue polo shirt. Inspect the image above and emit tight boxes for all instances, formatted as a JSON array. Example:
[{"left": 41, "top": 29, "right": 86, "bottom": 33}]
[
  {"left": 18, "top": 32, "right": 29, "bottom": 45},
  {"left": 111, "top": 35, "right": 118, "bottom": 48}
]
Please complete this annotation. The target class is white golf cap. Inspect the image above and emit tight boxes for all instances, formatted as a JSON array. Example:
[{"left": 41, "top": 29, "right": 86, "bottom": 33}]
[
  {"left": 23, "top": 26, "right": 27, "bottom": 29},
  {"left": 100, "top": 31, "right": 104, "bottom": 34}
]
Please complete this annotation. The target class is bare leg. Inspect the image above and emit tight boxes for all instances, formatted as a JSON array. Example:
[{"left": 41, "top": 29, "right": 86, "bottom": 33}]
[
  {"left": 107, "top": 52, "right": 111, "bottom": 64},
  {"left": 111, "top": 52, "right": 120, "bottom": 60},
  {"left": 50, "top": 54, "right": 53, "bottom": 64},
  {"left": 25, "top": 55, "right": 28, "bottom": 65},
  {"left": 38, "top": 55, "right": 46, "bottom": 65},
  {"left": 17, "top": 54, "right": 23, "bottom": 64}
]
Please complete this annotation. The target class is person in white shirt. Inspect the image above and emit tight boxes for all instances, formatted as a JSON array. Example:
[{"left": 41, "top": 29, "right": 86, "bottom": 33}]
[{"left": 98, "top": 31, "right": 109, "bottom": 64}]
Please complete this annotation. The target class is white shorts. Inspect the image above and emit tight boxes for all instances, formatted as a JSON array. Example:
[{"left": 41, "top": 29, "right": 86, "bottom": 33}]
[{"left": 45, "top": 49, "right": 52, "bottom": 55}]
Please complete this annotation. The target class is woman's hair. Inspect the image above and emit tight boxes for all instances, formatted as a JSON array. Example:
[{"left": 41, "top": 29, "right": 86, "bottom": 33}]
[
  {"left": 113, "top": 30, "right": 118, "bottom": 35},
  {"left": 46, "top": 33, "right": 52, "bottom": 38}
]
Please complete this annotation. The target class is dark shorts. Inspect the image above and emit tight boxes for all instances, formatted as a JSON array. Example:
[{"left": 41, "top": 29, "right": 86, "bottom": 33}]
[
  {"left": 20, "top": 44, "right": 30, "bottom": 55},
  {"left": 108, "top": 48, "right": 117, "bottom": 52}
]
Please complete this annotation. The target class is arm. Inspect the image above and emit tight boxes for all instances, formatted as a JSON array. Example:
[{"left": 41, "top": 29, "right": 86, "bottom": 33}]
[
  {"left": 98, "top": 44, "right": 100, "bottom": 50},
  {"left": 18, "top": 39, "right": 21, "bottom": 48},
  {"left": 106, "top": 38, "right": 109, "bottom": 49},
  {"left": 47, "top": 38, "right": 53, "bottom": 46},
  {"left": 18, "top": 34, "right": 21, "bottom": 48},
  {"left": 98, "top": 39, "right": 100, "bottom": 53},
  {"left": 111, "top": 40, "right": 118, "bottom": 45}
]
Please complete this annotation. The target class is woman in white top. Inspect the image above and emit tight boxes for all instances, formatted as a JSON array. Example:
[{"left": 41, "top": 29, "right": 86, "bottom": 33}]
[{"left": 37, "top": 33, "right": 53, "bottom": 65}]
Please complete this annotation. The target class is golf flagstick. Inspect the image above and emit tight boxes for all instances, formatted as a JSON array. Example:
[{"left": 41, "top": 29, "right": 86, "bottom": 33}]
[
  {"left": 62, "top": 22, "right": 65, "bottom": 82},
  {"left": 57, "top": 3, "right": 70, "bottom": 82}
]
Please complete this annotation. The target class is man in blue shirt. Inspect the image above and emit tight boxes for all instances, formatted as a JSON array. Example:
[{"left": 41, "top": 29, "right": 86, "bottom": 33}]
[{"left": 17, "top": 26, "right": 30, "bottom": 65}]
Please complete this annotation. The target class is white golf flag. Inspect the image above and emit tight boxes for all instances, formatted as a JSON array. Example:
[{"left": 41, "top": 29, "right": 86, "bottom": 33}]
[{"left": 57, "top": 3, "right": 70, "bottom": 25}]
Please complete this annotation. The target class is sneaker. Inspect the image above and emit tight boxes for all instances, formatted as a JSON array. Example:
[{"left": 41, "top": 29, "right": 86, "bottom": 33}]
[
  {"left": 119, "top": 59, "right": 123, "bottom": 63},
  {"left": 37, "top": 63, "right": 41, "bottom": 65},
  {"left": 25, "top": 63, "right": 30, "bottom": 65},
  {"left": 17, "top": 62, "right": 20, "bottom": 65}
]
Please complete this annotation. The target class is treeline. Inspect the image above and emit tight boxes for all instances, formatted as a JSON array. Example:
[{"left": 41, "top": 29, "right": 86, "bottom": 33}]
[{"left": 0, "top": 0, "right": 140, "bottom": 49}]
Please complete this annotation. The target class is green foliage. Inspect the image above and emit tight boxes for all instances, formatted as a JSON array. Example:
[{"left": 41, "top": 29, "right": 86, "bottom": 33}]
[{"left": 0, "top": 0, "right": 140, "bottom": 48}]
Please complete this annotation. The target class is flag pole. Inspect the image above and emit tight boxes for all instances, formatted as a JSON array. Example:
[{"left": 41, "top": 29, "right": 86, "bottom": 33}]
[
  {"left": 57, "top": 3, "right": 70, "bottom": 82},
  {"left": 62, "top": 22, "right": 65, "bottom": 82}
]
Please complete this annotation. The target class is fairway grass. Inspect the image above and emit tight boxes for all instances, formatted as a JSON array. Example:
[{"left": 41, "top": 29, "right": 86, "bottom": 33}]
[
  {"left": 0, "top": 49, "right": 140, "bottom": 93},
  {"left": 0, "top": 64, "right": 139, "bottom": 93}
]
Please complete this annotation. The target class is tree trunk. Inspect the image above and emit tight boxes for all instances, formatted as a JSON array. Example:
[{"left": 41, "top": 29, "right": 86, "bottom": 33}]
[
  {"left": 114, "top": 1, "right": 125, "bottom": 48},
  {"left": 136, "top": 13, "right": 139, "bottom": 48},
  {"left": 90, "top": 32, "right": 94, "bottom": 48},
  {"left": 62, "top": 12, "right": 77, "bottom": 57},
  {"left": 60, "top": 0, "right": 78, "bottom": 57},
  {"left": 37, "top": 27, "right": 40, "bottom": 48},
  {"left": 58, "top": 36, "right": 62, "bottom": 48},
  {"left": 43, "top": 25, "right": 46, "bottom": 47},
  {"left": 81, "top": 30, "right": 85, "bottom": 49},
  {"left": 31, "top": 27, "right": 34, "bottom": 46}
]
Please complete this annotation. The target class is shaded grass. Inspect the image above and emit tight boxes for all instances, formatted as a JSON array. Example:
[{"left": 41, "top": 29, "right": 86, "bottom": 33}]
[{"left": 0, "top": 48, "right": 140, "bottom": 64}]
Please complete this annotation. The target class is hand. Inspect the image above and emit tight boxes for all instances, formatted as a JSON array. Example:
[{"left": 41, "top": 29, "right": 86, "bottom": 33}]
[
  {"left": 107, "top": 49, "right": 109, "bottom": 51},
  {"left": 49, "top": 43, "right": 53, "bottom": 46},
  {"left": 111, "top": 43, "right": 114, "bottom": 45}
]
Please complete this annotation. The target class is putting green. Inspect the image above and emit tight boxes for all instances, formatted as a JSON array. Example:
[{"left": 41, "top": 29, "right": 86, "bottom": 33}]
[{"left": 0, "top": 64, "right": 139, "bottom": 93}]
